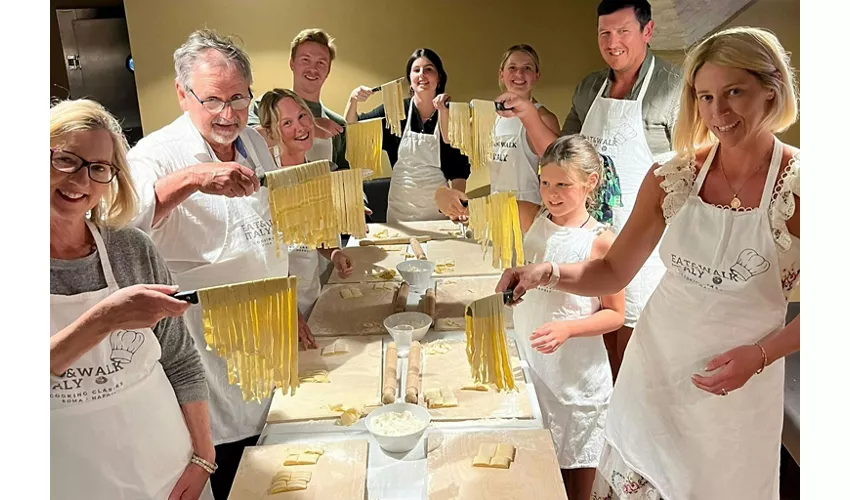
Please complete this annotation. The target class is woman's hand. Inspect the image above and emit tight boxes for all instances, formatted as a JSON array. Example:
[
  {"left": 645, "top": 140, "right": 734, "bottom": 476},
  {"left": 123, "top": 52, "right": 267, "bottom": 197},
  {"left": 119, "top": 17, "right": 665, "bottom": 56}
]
[
  {"left": 349, "top": 85, "right": 374, "bottom": 103},
  {"left": 529, "top": 321, "right": 572, "bottom": 354},
  {"left": 691, "top": 344, "right": 765, "bottom": 396},
  {"left": 434, "top": 186, "right": 468, "bottom": 221},
  {"left": 168, "top": 462, "right": 210, "bottom": 500},
  {"left": 495, "top": 263, "right": 552, "bottom": 304},
  {"left": 297, "top": 312, "right": 318, "bottom": 350},
  {"left": 433, "top": 93, "right": 451, "bottom": 110},
  {"left": 314, "top": 117, "right": 343, "bottom": 139},
  {"left": 95, "top": 284, "right": 190, "bottom": 332},
  {"left": 331, "top": 249, "right": 354, "bottom": 279},
  {"left": 494, "top": 91, "right": 537, "bottom": 120}
]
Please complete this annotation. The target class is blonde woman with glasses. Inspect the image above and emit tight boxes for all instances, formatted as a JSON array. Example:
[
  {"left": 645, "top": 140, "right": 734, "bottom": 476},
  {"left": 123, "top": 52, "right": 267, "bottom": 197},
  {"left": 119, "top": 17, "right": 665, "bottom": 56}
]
[{"left": 50, "top": 99, "right": 214, "bottom": 500}]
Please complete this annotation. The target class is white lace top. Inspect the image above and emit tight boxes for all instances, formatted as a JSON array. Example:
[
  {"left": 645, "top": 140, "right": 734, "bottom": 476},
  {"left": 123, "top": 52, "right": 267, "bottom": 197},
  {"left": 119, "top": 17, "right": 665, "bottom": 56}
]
[{"left": 654, "top": 151, "right": 800, "bottom": 299}]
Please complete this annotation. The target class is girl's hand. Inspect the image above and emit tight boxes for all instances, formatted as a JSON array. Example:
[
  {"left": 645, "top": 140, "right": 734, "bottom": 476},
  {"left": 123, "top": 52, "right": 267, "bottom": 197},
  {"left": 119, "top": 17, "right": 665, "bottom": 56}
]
[
  {"left": 434, "top": 186, "right": 468, "bottom": 221},
  {"left": 529, "top": 321, "right": 572, "bottom": 354}
]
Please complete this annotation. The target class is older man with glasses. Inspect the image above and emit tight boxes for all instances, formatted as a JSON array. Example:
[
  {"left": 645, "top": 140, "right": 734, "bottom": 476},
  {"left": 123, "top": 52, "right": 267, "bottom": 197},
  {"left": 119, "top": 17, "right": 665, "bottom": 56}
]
[{"left": 126, "top": 29, "right": 316, "bottom": 499}]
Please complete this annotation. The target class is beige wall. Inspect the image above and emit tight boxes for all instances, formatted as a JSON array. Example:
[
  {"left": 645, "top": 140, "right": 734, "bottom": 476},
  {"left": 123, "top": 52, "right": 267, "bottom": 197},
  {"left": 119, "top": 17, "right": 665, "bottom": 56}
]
[
  {"left": 124, "top": 0, "right": 800, "bottom": 147},
  {"left": 125, "top": 0, "right": 601, "bottom": 133}
]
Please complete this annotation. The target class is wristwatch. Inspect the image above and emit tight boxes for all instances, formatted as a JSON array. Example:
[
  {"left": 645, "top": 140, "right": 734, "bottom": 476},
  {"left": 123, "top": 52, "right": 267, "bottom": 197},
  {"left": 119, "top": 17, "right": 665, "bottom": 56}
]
[{"left": 545, "top": 261, "right": 560, "bottom": 289}]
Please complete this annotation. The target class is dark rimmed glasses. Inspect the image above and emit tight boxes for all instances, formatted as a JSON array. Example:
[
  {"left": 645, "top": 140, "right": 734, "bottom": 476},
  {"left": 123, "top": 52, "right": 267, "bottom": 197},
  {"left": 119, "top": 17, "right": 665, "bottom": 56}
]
[{"left": 50, "top": 148, "right": 118, "bottom": 184}]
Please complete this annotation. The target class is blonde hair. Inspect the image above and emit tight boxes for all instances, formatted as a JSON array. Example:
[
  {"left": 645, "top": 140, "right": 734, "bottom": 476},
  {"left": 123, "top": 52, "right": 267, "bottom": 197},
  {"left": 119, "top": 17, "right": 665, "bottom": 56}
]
[
  {"left": 673, "top": 26, "right": 798, "bottom": 153},
  {"left": 290, "top": 28, "right": 337, "bottom": 62},
  {"left": 50, "top": 99, "right": 138, "bottom": 228},
  {"left": 498, "top": 44, "right": 540, "bottom": 90},
  {"left": 256, "top": 89, "right": 315, "bottom": 146},
  {"left": 539, "top": 135, "right": 604, "bottom": 210}
]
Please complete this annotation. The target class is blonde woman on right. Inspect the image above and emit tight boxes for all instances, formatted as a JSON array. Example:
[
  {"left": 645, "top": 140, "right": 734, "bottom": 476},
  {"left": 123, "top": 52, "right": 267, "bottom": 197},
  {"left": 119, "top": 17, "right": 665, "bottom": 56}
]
[{"left": 497, "top": 26, "right": 800, "bottom": 500}]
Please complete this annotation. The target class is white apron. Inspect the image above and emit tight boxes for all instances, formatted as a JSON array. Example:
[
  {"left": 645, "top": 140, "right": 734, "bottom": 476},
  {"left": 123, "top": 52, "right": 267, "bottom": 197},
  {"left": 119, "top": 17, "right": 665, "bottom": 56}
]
[
  {"left": 491, "top": 104, "right": 542, "bottom": 204},
  {"left": 175, "top": 124, "right": 289, "bottom": 446},
  {"left": 580, "top": 56, "right": 666, "bottom": 327},
  {"left": 386, "top": 100, "right": 449, "bottom": 223},
  {"left": 50, "top": 220, "right": 212, "bottom": 500},
  {"left": 604, "top": 139, "right": 787, "bottom": 499},
  {"left": 513, "top": 210, "right": 612, "bottom": 468}
]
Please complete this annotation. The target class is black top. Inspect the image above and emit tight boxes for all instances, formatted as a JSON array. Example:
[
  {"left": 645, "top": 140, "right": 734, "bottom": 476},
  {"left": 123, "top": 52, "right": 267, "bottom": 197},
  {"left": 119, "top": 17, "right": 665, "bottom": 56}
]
[{"left": 358, "top": 98, "right": 471, "bottom": 181}]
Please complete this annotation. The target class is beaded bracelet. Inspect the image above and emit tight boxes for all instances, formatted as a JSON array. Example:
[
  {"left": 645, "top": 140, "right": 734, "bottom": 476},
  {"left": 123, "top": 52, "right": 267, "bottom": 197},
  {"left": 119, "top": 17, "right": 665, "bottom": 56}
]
[
  {"left": 190, "top": 454, "right": 218, "bottom": 474},
  {"left": 753, "top": 342, "right": 768, "bottom": 374}
]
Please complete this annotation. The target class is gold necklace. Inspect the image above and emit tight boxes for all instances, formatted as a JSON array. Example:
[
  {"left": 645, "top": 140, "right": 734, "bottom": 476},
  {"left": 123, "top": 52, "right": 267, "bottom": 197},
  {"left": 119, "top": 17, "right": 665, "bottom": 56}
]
[{"left": 718, "top": 154, "right": 764, "bottom": 209}]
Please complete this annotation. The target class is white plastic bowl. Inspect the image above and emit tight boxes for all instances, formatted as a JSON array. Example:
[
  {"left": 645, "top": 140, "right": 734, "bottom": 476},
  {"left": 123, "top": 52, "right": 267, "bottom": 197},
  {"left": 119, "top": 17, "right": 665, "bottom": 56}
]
[
  {"left": 365, "top": 402, "right": 431, "bottom": 453},
  {"left": 384, "top": 312, "right": 432, "bottom": 343},
  {"left": 396, "top": 260, "right": 436, "bottom": 293}
]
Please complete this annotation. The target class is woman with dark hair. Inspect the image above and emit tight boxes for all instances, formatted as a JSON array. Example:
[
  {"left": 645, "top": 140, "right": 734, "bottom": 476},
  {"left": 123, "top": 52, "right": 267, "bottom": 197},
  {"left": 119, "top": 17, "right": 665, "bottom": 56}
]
[{"left": 344, "top": 48, "right": 470, "bottom": 222}]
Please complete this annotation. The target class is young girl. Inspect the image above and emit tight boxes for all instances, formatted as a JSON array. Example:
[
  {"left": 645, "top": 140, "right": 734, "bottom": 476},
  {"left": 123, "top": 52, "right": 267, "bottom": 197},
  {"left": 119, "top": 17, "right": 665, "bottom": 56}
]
[
  {"left": 435, "top": 44, "right": 561, "bottom": 215},
  {"left": 256, "top": 89, "right": 354, "bottom": 318},
  {"left": 437, "top": 135, "right": 624, "bottom": 500}
]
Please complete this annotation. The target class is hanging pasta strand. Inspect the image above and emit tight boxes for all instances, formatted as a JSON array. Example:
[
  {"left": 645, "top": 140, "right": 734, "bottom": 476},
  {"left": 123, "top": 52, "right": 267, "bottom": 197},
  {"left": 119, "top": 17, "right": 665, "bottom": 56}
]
[
  {"left": 382, "top": 78, "right": 406, "bottom": 137},
  {"left": 345, "top": 117, "right": 384, "bottom": 178},
  {"left": 448, "top": 102, "right": 473, "bottom": 158},
  {"left": 469, "top": 99, "right": 497, "bottom": 172},
  {"left": 466, "top": 191, "right": 524, "bottom": 269},
  {"left": 197, "top": 276, "right": 300, "bottom": 402},
  {"left": 464, "top": 293, "right": 515, "bottom": 391},
  {"left": 265, "top": 159, "right": 367, "bottom": 251}
]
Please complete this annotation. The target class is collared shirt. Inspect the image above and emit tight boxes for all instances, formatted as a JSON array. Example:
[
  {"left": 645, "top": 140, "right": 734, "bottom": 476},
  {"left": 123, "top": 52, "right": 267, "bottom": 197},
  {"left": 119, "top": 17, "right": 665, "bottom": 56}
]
[
  {"left": 248, "top": 92, "right": 350, "bottom": 170},
  {"left": 561, "top": 50, "right": 684, "bottom": 158}
]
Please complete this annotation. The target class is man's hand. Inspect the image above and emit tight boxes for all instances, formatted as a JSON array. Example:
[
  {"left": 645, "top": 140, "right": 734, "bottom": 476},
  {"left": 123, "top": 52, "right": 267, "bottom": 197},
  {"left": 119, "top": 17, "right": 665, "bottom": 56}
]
[
  {"left": 190, "top": 162, "right": 260, "bottom": 197},
  {"left": 297, "top": 313, "right": 318, "bottom": 350},
  {"left": 314, "top": 117, "right": 343, "bottom": 139}
]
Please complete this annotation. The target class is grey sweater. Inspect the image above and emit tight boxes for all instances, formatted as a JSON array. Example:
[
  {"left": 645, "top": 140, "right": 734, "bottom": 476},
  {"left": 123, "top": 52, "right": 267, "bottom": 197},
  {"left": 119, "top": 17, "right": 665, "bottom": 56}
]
[{"left": 50, "top": 226, "right": 208, "bottom": 404}]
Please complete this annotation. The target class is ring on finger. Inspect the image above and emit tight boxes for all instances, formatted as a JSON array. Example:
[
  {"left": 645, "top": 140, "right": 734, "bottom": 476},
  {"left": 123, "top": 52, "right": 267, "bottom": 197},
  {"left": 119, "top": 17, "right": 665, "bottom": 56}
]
[{"left": 720, "top": 388, "right": 728, "bottom": 396}]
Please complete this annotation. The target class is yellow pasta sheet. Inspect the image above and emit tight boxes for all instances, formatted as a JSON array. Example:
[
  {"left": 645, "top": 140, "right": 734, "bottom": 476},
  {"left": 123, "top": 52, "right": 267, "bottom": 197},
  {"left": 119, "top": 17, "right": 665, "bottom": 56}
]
[{"left": 199, "top": 276, "right": 300, "bottom": 402}]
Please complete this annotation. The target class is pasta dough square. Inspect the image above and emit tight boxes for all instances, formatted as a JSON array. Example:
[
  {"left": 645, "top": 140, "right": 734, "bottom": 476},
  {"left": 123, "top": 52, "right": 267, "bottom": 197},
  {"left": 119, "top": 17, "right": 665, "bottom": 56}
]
[
  {"left": 424, "top": 387, "right": 458, "bottom": 408},
  {"left": 299, "top": 369, "right": 329, "bottom": 383},
  {"left": 283, "top": 453, "right": 320, "bottom": 466},
  {"left": 321, "top": 339, "right": 350, "bottom": 357},
  {"left": 470, "top": 442, "right": 516, "bottom": 469}
]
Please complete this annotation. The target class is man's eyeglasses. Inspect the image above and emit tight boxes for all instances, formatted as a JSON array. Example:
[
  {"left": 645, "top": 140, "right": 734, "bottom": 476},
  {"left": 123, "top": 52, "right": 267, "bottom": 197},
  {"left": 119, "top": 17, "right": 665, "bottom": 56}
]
[
  {"left": 50, "top": 148, "right": 118, "bottom": 184},
  {"left": 188, "top": 88, "right": 253, "bottom": 114}
]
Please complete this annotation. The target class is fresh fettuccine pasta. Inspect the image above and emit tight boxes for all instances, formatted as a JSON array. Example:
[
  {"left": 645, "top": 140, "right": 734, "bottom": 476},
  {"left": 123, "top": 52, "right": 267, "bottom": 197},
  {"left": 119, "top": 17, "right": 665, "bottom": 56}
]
[
  {"left": 447, "top": 100, "right": 497, "bottom": 172},
  {"left": 382, "top": 78, "right": 406, "bottom": 137},
  {"left": 466, "top": 191, "right": 524, "bottom": 269},
  {"left": 464, "top": 293, "right": 515, "bottom": 391},
  {"left": 198, "top": 276, "right": 300, "bottom": 402},
  {"left": 345, "top": 117, "right": 384, "bottom": 178},
  {"left": 265, "top": 159, "right": 367, "bottom": 254}
]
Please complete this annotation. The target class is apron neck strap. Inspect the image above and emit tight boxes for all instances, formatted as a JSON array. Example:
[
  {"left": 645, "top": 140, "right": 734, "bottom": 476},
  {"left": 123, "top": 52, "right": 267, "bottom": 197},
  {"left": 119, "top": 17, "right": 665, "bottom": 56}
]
[
  {"left": 693, "top": 142, "right": 719, "bottom": 194},
  {"left": 759, "top": 137, "right": 783, "bottom": 209},
  {"left": 84, "top": 219, "right": 119, "bottom": 290},
  {"left": 404, "top": 98, "right": 441, "bottom": 138}
]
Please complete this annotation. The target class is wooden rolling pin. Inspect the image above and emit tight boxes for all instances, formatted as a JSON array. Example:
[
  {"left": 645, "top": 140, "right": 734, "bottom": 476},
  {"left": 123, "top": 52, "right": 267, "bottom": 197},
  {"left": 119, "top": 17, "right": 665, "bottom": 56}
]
[
  {"left": 405, "top": 341, "right": 422, "bottom": 403},
  {"left": 382, "top": 342, "right": 398, "bottom": 404},
  {"left": 393, "top": 281, "right": 410, "bottom": 313},
  {"left": 409, "top": 237, "right": 427, "bottom": 260},
  {"left": 423, "top": 288, "right": 436, "bottom": 319},
  {"left": 359, "top": 236, "right": 432, "bottom": 246}
]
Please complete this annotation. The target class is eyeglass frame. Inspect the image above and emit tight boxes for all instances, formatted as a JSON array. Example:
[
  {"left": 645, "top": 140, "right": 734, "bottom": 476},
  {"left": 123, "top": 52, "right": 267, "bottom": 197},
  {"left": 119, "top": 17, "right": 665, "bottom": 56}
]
[
  {"left": 186, "top": 87, "right": 254, "bottom": 114},
  {"left": 50, "top": 148, "right": 119, "bottom": 184}
]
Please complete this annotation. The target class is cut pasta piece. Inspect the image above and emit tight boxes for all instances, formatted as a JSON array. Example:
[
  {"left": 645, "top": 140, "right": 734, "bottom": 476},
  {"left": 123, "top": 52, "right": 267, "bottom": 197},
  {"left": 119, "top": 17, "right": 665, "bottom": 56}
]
[
  {"left": 198, "top": 276, "right": 299, "bottom": 402},
  {"left": 345, "top": 117, "right": 384, "bottom": 178},
  {"left": 382, "top": 78, "right": 407, "bottom": 137},
  {"left": 339, "top": 287, "right": 363, "bottom": 299},
  {"left": 424, "top": 387, "right": 458, "bottom": 408},
  {"left": 464, "top": 293, "right": 516, "bottom": 392},
  {"left": 466, "top": 191, "right": 524, "bottom": 269},
  {"left": 283, "top": 453, "right": 321, "bottom": 466},
  {"left": 471, "top": 443, "right": 516, "bottom": 469},
  {"left": 321, "top": 339, "right": 350, "bottom": 357},
  {"left": 299, "top": 369, "right": 330, "bottom": 383}
]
